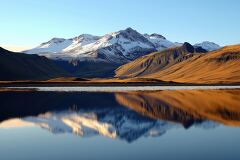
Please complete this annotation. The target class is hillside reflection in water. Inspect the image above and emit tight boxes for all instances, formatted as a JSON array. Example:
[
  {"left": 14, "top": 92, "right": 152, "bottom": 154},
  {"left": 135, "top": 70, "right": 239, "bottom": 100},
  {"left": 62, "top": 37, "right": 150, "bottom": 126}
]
[{"left": 0, "top": 89, "right": 240, "bottom": 142}]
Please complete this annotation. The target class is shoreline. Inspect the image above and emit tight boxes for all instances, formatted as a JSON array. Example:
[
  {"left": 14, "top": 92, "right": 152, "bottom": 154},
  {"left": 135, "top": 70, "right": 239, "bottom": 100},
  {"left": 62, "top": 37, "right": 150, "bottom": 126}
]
[
  {"left": 0, "top": 81, "right": 240, "bottom": 88},
  {"left": 2, "top": 85, "right": 240, "bottom": 92}
]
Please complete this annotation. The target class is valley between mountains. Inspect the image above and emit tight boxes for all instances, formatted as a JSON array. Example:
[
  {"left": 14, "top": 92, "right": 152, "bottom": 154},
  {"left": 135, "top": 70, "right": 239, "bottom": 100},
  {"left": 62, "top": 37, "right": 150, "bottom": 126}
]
[{"left": 0, "top": 27, "right": 239, "bottom": 85}]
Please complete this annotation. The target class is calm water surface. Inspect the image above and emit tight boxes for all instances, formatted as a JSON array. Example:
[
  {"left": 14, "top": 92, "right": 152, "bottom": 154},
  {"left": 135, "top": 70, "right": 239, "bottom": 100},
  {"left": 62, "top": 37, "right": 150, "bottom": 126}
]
[{"left": 0, "top": 88, "right": 240, "bottom": 160}]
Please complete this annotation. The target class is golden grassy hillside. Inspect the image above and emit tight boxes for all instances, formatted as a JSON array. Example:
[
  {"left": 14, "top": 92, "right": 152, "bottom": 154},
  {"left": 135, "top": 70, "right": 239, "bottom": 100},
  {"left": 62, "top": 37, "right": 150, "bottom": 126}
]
[
  {"left": 116, "top": 44, "right": 240, "bottom": 84},
  {"left": 115, "top": 42, "right": 206, "bottom": 78},
  {"left": 149, "top": 45, "right": 240, "bottom": 83}
]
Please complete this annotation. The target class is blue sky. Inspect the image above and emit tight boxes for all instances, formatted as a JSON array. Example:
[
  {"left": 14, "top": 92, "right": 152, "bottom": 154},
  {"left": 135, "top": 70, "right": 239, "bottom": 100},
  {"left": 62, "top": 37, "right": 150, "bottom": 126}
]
[{"left": 1, "top": 0, "right": 240, "bottom": 51}]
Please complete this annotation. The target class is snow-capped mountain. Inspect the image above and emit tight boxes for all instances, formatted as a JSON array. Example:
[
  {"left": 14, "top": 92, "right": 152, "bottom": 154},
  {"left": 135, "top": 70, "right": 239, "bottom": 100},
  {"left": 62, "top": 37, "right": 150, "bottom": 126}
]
[
  {"left": 24, "top": 28, "right": 177, "bottom": 63},
  {"left": 194, "top": 41, "right": 221, "bottom": 51},
  {"left": 27, "top": 35, "right": 101, "bottom": 55}
]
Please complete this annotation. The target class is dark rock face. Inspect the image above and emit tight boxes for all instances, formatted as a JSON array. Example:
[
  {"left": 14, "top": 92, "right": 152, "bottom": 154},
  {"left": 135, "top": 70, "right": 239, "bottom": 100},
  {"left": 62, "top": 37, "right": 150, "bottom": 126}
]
[
  {"left": 195, "top": 46, "right": 208, "bottom": 53},
  {"left": 182, "top": 42, "right": 207, "bottom": 54},
  {"left": 210, "top": 51, "right": 240, "bottom": 62},
  {"left": 182, "top": 42, "right": 195, "bottom": 53}
]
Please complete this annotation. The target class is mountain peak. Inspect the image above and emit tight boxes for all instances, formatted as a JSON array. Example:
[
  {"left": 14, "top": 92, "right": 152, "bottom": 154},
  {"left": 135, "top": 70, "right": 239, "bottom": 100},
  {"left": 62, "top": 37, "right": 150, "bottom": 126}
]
[
  {"left": 50, "top": 38, "right": 66, "bottom": 42},
  {"left": 194, "top": 41, "right": 221, "bottom": 51},
  {"left": 117, "top": 27, "right": 143, "bottom": 37},
  {"left": 124, "top": 27, "right": 135, "bottom": 32},
  {"left": 182, "top": 42, "right": 195, "bottom": 53},
  {"left": 149, "top": 33, "right": 166, "bottom": 39},
  {"left": 41, "top": 38, "right": 66, "bottom": 46},
  {"left": 72, "top": 34, "right": 100, "bottom": 42},
  {"left": 112, "top": 27, "right": 155, "bottom": 49}
]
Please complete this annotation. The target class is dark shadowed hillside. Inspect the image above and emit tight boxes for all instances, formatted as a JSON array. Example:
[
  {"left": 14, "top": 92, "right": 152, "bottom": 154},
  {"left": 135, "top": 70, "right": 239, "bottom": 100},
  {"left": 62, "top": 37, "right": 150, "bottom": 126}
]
[{"left": 0, "top": 47, "right": 68, "bottom": 81}]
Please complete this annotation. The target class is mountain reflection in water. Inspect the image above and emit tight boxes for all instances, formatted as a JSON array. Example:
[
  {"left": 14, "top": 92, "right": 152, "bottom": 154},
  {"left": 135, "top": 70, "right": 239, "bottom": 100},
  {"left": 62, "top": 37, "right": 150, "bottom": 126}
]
[{"left": 0, "top": 89, "right": 240, "bottom": 143}]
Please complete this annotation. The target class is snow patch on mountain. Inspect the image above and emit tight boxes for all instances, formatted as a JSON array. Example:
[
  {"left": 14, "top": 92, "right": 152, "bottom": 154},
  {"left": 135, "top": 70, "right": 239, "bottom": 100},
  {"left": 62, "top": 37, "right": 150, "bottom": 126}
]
[
  {"left": 144, "top": 33, "right": 176, "bottom": 51},
  {"left": 26, "top": 38, "right": 73, "bottom": 54},
  {"left": 194, "top": 41, "right": 221, "bottom": 51}
]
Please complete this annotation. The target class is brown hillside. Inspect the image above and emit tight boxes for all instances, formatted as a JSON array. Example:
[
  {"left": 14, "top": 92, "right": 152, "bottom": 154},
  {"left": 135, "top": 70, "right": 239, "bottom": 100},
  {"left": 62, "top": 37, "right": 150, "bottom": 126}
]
[
  {"left": 149, "top": 45, "right": 240, "bottom": 83},
  {"left": 115, "top": 42, "right": 207, "bottom": 78},
  {"left": 115, "top": 44, "right": 240, "bottom": 84}
]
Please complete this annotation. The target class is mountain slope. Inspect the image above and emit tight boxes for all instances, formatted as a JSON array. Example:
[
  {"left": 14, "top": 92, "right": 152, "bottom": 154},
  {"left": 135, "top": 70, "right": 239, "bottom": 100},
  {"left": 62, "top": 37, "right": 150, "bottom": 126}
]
[
  {"left": 115, "top": 42, "right": 207, "bottom": 78},
  {"left": 54, "top": 60, "right": 119, "bottom": 78},
  {"left": 147, "top": 45, "right": 240, "bottom": 83},
  {"left": 0, "top": 47, "right": 68, "bottom": 80}
]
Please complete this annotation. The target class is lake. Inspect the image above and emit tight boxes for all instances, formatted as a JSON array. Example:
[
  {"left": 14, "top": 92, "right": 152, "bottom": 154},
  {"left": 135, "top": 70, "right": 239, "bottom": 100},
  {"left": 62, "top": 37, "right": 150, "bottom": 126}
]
[{"left": 0, "top": 87, "right": 240, "bottom": 160}]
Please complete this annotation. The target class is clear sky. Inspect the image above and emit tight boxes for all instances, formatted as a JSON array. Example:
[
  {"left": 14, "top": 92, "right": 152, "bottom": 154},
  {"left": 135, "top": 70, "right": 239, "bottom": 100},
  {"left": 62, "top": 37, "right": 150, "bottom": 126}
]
[{"left": 1, "top": 0, "right": 240, "bottom": 51}]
